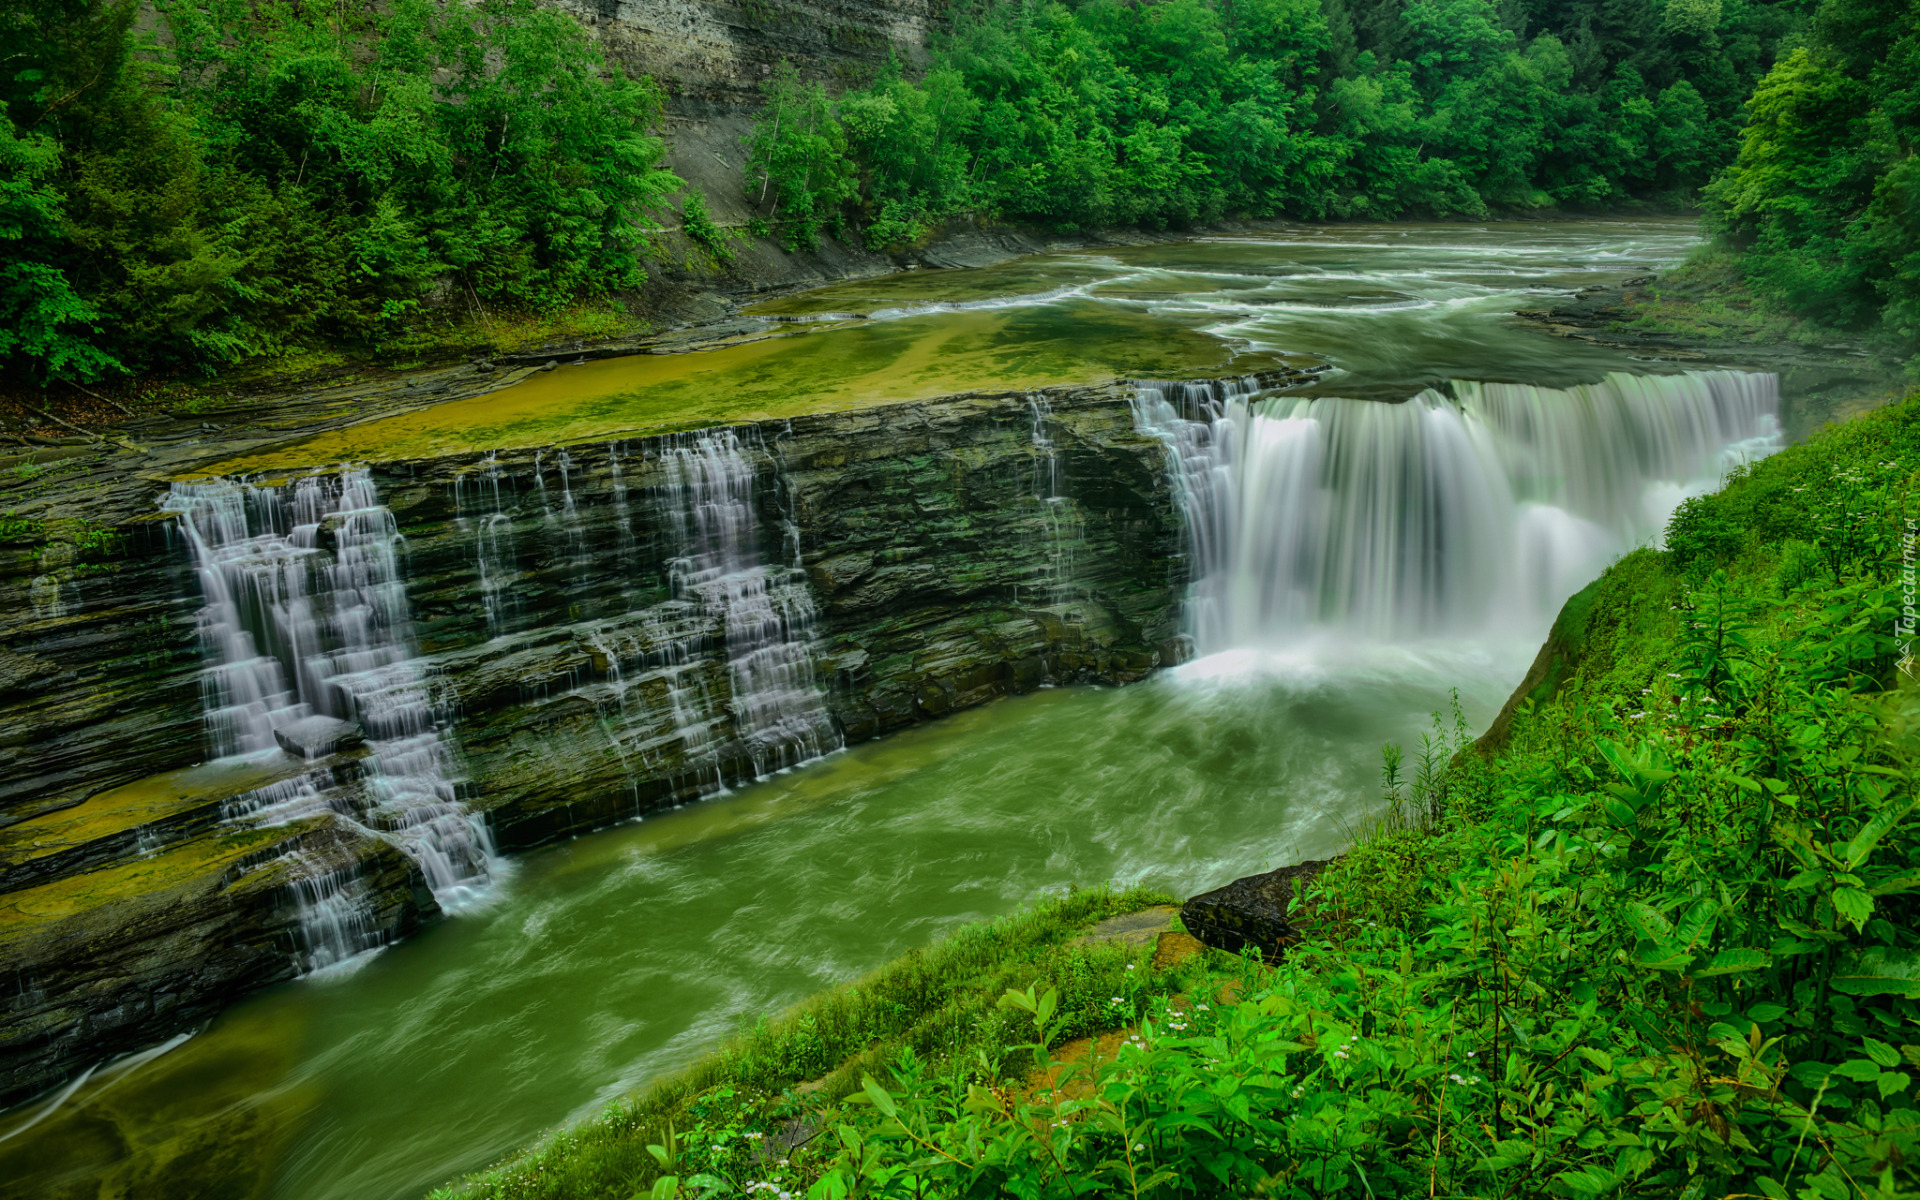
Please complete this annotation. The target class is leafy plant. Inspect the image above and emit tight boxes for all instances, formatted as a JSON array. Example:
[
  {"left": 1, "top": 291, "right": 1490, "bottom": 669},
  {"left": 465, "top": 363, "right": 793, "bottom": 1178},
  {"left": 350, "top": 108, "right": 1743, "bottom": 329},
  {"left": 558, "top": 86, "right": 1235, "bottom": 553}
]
[{"left": 681, "top": 191, "right": 736, "bottom": 265}]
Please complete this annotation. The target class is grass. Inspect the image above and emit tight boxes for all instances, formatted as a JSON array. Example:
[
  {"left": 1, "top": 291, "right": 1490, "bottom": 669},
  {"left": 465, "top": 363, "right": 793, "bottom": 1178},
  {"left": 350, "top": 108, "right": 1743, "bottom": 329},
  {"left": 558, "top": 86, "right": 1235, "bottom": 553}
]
[{"left": 0, "top": 299, "right": 652, "bottom": 437}]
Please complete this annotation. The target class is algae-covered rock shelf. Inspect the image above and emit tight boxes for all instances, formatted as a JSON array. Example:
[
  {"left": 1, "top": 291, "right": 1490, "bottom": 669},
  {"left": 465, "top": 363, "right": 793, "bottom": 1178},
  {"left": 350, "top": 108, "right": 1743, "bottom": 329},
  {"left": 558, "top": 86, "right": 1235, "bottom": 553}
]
[{"left": 0, "top": 375, "right": 1302, "bottom": 1106}]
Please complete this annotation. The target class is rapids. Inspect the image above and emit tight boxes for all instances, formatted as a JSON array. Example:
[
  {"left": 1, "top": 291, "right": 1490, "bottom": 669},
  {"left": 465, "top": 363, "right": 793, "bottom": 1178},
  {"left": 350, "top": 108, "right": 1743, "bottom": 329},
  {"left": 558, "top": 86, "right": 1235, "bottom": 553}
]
[
  {"left": 206, "top": 219, "right": 1700, "bottom": 473},
  {"left": 0, "top": 219, "right": 1780, "bottom": 1200}
]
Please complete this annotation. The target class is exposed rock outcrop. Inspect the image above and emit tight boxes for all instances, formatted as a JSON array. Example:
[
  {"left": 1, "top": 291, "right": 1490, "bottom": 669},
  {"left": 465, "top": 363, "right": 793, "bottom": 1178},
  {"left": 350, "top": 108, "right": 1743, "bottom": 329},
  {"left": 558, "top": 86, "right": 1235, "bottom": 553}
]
[{"left": 1181, "top": 859, "right": 1331, "bottom": 961}]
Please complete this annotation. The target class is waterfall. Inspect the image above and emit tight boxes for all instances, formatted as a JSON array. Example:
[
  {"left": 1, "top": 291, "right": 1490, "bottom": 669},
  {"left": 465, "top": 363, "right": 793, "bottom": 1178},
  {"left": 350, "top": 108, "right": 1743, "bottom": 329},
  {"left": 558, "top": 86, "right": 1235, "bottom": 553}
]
[
  {"left": 283, "top": 849, "right": 388, "bottom": 973},
  {"left": 659, "top": 430, "right": 842, "bottom": 779},
  {"left": 1127, "top": 376, "right": 1270, "bottom": 650},
  {"left": 1133, "top": 370, "right": 1781, "bottom": 651},
  {"left": 164, "top": 468, "right": 496, "bottom": 940},
  {"left": 581, "top": 604, "right": 730, "bottom": 798}
]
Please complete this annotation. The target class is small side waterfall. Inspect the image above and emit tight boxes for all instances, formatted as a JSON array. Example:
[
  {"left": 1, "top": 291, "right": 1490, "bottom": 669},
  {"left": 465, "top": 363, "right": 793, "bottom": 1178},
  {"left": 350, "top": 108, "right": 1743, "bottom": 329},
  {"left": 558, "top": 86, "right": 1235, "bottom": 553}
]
[
  {"left": 165, "top": 468, "right": 496, "bottom": 955},
  {"left": 453, "top": 453, "right": 521, "bottom": 637},
  {"left": 283, "top": 849, "right": 388, "bottom": 972},
  {"left": 1134, "top": 370, "right": 1781, "bottom": 651},
  {"left": 1026, "top": 396, "right": 1082, "bottom": 605},
  {"left": 661, "top": 430, "right": 841, "bottom": 778}
]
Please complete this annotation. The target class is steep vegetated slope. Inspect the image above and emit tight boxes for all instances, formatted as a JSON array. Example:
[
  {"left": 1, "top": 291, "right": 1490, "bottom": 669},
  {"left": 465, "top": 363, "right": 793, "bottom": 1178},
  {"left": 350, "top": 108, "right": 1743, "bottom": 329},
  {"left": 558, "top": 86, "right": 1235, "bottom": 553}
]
[
  {"left": 435, "top": 389, "right": 1920, "bottom": 1199},
  {"left": 1703, "top": 0, "right": 1920, "bottom": 372}
]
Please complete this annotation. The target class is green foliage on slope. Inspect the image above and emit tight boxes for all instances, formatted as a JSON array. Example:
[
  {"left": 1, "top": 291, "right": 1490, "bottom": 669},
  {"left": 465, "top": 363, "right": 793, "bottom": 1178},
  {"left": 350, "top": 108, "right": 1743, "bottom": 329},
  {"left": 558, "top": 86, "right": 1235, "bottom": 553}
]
[
  {"left": 1703, "top": 0, "right": 1920, "bottom": 370},
  {"left": 434, "top": 392, "right": 1920, "bottom": 1199},
  {"left": 0, "top": 0, "right": 680, "bottom": 383},
  {"left": 743, "top": 0, "right": 1807, "bottom": 247}
]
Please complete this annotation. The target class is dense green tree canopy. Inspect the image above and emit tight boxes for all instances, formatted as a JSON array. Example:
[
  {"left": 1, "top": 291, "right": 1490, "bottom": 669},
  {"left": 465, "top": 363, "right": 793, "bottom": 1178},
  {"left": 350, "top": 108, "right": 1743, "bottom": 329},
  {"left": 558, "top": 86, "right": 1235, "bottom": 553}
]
[
  {"left": 0, "top": 0, "right": 679, "bottom": 382},
  {"left": 747, "top": 0, "right": 1809, "bottom": 247},
  {"left": 1703, "top": 0, "right": 1918, "bottom": 361}
]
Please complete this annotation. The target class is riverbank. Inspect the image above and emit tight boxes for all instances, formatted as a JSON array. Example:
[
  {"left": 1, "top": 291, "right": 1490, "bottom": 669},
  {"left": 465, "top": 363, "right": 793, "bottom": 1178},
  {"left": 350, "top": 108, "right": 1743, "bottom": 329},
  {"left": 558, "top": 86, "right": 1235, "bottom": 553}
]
[
  {"left": 0, "top": 217, "right": 1192, "bottom": 449},
  {"left": 1516, "top": 249, "right": 1909, "bottom": 438},
  {"left": 430, "top": 385, "right": 1920, "bottom": 1200}
]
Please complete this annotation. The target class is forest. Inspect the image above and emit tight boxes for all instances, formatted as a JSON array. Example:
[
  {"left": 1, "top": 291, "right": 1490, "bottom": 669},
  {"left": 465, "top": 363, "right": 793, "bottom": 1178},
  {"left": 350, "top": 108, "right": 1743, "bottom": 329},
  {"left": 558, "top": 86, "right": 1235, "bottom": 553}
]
[{"left": 0, "top": 0, "right": 1915, "bottom": 377}]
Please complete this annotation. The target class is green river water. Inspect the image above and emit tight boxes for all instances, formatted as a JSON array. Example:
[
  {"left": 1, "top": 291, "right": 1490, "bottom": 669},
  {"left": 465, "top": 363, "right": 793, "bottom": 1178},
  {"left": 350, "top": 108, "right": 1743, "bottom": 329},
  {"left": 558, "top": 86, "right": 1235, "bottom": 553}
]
[{"left": 3, "top": 220, "right": 1708, "bottom": 1200}]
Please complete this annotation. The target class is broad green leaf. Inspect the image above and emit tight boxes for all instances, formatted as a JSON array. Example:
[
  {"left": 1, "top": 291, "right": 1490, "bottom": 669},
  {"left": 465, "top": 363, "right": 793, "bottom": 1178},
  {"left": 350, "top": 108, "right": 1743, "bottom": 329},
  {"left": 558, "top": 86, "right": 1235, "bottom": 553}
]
[
  {"left": 1863, "top": 1038, "right": 1900, "bottom": 1068},
  {"left": 1603, "top": 800, "right": 1641, "bottom": 827},
  {"left": 1832, "top": 887, "right": 1874, "bottom": 927},
  {"left": 1832, "top": 947, "right": 1920, "bottom": 997},
  {"left": 1871, "top": 870, "right": 1920, "bottom": 896},
  {"left": 1673, "top": 899, "right": 1721, "bottom": 949},
  {"left": 1633, "top": 942, "right": 1696, "bottom": 972},
  {"left": 1623, "top": 902, "right": 1674, "bottom": 943},
  {"left": 1747, "top": 1003, "right": 1790, "bottom": 1022},
  {"left": 861, "top": 1074, "right": 899, "bottom": 1118},
  {"left": 1845, "top": 798, "right": 1915, "bottom": 867},
  {"left": 1877, "top": 1071, "right": 1911, "bottom": 1099},
  {"left": 1833, "top": 1059, "right": 1882, "bottom": 1082},
  {"left": 1557, "top": 1165, "right": 1624, "bottom": 1196},
  {"left": 1694, "top": 947, "right": 1772, "bottom": 977}
]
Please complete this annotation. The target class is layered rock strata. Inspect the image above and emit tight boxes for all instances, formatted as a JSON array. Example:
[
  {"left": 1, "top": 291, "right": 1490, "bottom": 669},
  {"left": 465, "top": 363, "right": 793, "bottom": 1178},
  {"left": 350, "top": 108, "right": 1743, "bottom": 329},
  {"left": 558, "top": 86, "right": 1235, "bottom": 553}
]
[{"left": 0, "top": 376, "right": 1305, "bottom": 1107}]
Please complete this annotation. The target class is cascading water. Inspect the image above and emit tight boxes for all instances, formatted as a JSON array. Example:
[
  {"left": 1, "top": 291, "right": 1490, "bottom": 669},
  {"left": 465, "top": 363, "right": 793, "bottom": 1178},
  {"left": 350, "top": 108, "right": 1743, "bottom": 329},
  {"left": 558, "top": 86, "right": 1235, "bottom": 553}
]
[
  {"left": 165, "top": 468, "right": 497, "bottom": 947},
  {"left": 659, "top": 430, "right": 841, "bottom": 778},
  {"left": 1025, "top": 396, "right": 1082, "bottom": 605},
  {"left": 283, "top": 850, "right": 388, "bottom": 972},
  {"left": 1128, "top": 376, "right": 1269, "bottom": 652},
  {"left": 1134, "top": 369, "right": 1781, "bottom": 651},
  {"left": 453, "top": 453, "right": 522, "bottom": 637}
]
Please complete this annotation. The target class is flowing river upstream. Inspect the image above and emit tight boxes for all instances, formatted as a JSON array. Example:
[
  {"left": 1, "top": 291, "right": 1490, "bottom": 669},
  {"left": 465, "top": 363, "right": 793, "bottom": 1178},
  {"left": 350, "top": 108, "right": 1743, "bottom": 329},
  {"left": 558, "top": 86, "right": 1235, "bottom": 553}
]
[{"left": 1, "top": 219, "right": 1781, "bottom": 1200}]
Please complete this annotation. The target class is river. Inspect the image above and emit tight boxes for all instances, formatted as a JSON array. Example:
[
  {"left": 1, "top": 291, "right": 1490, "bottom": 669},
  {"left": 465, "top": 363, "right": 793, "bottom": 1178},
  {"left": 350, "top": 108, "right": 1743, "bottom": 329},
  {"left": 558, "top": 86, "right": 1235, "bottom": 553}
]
[{"left": 0, "top": 219, "right": 1772, "bottom": 1200}]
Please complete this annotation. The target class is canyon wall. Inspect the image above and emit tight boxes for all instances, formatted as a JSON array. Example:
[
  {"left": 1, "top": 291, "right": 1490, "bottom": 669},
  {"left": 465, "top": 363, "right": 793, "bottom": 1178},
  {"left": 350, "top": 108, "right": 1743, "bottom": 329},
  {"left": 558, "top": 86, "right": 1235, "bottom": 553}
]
[
  {"left": 554, "top": 0, "right": 933, "bottom": 115},
  {"left": 0, "top": 381, "right": 1195, "bottom": 1106}
]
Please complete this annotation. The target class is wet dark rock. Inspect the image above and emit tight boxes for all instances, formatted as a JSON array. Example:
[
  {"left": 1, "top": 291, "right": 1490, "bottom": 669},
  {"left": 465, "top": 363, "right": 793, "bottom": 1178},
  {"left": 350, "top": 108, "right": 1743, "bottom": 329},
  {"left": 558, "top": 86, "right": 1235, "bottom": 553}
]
[
  {"left": 0, "top": 372, "right": 1324, "bottom": 1105},
  {"left": 273, "top": 716, "right": 365, "bottom": 759},
  {"left": 1181, "top": 859, "right": 1332, "bottom": 960},
  {"left": 0, "top": 815, "right": 431, "bottom": 1108}
]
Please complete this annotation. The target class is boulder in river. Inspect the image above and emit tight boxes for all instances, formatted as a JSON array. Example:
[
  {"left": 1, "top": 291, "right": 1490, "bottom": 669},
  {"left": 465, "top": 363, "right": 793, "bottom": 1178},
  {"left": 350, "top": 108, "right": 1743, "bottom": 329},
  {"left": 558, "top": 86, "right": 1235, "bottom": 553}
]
[
  {"left": 1181, "top": 859, "right": 1331, "bottom": 960},
  {"left": 274, "top": 716, "right": 365, "bottom": 759}
]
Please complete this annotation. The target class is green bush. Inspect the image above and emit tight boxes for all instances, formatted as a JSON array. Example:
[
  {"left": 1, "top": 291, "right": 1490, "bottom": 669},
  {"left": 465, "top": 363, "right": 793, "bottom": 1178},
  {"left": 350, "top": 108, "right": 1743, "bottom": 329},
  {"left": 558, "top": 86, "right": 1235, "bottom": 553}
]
[
  {"left": 742, "top": 0, "right": 1806, "bottom": 244},
  {"left": 682, "top": 191, "right": 736, "bottom": 265},
  {"left": 1704, "top": 1, "right": 1920, "bottom": 369},
  {"left": 1665, "top": 492, "right": 1745, "bottom": 572}
]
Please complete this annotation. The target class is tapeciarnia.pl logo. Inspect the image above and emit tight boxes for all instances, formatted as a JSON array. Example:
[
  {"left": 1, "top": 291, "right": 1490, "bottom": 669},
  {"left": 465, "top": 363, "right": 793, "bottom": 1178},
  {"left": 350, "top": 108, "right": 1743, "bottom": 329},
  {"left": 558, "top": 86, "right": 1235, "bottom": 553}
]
[{"left": 1901, "top": 517, "right": 1917, "bottom": 678}]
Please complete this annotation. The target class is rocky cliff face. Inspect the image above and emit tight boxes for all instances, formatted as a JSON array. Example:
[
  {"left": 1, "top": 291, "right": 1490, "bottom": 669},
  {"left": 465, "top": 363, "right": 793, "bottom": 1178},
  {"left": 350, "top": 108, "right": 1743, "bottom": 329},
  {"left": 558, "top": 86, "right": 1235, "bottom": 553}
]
[
  {"left": 557, "top": 0, "right": 931, "bottom": 116},
  {"left": 0, "top": 379, "right": 1214, "bottom": 1107}
]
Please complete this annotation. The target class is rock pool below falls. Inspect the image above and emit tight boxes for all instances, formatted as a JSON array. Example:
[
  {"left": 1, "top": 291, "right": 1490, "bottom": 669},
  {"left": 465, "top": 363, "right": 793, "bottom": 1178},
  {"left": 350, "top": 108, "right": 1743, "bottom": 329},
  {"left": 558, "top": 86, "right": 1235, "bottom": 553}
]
[{"left": 0, "top": 219, "right": 1789, "bottom": 1200}]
